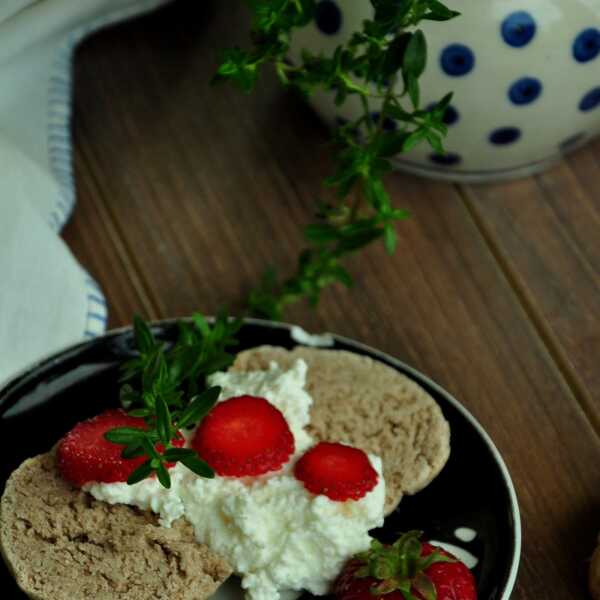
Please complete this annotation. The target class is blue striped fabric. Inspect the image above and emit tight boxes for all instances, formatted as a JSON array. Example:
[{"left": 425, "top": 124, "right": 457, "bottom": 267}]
[
  {"left": 44, "top": 0, "right": 170, "bottom": 337},
  {"left": 83, "top": 276, "right": 108, "bottom": 338}
]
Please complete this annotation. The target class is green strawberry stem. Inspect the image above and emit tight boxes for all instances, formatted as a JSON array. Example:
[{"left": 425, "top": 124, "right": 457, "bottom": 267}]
[{"left": 354, "top": 532, "right": 455, "bottom": 600}]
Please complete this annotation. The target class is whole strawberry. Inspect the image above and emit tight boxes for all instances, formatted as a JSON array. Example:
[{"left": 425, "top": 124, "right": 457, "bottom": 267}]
[{"left": 334, "top": 531, "right": 477, "bottom": 600}]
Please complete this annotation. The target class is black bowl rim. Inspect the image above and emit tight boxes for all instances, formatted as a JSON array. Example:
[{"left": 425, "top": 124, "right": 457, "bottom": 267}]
[{"left": 0, "top": 317, "right": 521, "bottom": 599}]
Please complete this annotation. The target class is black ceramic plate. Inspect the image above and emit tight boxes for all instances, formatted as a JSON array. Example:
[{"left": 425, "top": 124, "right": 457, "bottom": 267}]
[{"left": 0, "top": 319, "right": 520, "bottom": 599}]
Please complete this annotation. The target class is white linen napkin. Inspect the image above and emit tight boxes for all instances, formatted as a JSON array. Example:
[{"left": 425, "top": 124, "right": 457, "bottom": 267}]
[{"left": 0, "top": 0, "right": 170, "bottom": 386}]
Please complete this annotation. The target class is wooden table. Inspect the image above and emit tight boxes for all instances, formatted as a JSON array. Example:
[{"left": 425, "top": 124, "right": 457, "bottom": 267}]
[{"left": 63, "top": 1, "right": 600, "bottom": 598}]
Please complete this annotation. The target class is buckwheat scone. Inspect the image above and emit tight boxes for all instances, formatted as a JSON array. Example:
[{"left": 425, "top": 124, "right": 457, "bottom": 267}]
[
  {"left": 232, "top": 346, "right": 451, "bottom": 515},
  {"left": 0, "top": 451, "right": 232, "bottom": 600}
]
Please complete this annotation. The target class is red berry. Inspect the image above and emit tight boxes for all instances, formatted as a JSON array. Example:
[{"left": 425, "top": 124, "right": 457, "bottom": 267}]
[
  {"left": 294, "top": 441, "right": 378, "bottom": 501},
  {"left": 191, "top": 395, "right": 294, "bottom": 477},
  {"left": 57, "top": 409, "right": 184, "bottom": 487},
  {"left": 333, "top": 534, "right": 477, "bottom": 600},
  {"left": 334, "top": 559, "right": 386, "bottom": 600},
  {"left": 417, "top": 543, "right": 477, "bottom": 600}
]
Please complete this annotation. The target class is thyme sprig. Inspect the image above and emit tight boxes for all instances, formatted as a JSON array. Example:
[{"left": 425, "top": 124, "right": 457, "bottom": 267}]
[
  {"left": 105, "top": 1, "right": 461, "bottom": 489},
  {"left": 214, "top": 0, "right": 459, "bottom": 319},
  {"left": 105, "top": 313, "right": 242, "bottom": 487}
]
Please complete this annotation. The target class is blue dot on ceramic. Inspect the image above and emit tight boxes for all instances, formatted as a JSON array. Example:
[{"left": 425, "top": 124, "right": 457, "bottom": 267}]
[
  {"left": 429, "top": 152, "right": 462, "bottom": 166},
  {"left": 440, "top": 44, "right": 475, "bottom": 76},
  {"left": 501, "top": 11, "right": 536, "bottom": 47},
  {"left": 315, "top": 1, "right": 342, "bottom": 35},
  {"left": 579, "top": 87, "right": 600, "bottom": 112},
  {"left": 371, "top": 112, "right": 397, "bottom": 131},
  {"left": 441, "top": 105, "right": 460, "bottom": 125},
  {"left": 573, "top": 28, "right": 600, "bottom": 63},
  {"left": 489, "top": 127, "right": 522, "bottom": 145},
  {"left": 509, "top": 77, "right": 543, "bottom": 105},
  {"left": 426, "top": 103, "right": 460, "bottom": 125}
]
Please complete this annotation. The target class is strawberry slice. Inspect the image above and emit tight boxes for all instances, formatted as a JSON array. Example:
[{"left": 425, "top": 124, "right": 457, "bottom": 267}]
[
  {"left": 191, "top": 395, "right": 294, "bottom": 477},
  {"left": 294, "top": 441, "right": 378, "bottom": 501},
  {"left": 57, "top": 409, "right": 184, "bottom": 487}
]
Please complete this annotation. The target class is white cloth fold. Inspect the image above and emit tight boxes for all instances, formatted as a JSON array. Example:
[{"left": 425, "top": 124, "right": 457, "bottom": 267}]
[{"left": 0, "top": 0, "right": 170, "bottom": 386}]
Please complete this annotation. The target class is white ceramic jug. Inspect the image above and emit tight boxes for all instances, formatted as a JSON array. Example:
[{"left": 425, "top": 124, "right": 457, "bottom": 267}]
[{"left": 290, "top": 0, "right": 600, "bottom": 182}]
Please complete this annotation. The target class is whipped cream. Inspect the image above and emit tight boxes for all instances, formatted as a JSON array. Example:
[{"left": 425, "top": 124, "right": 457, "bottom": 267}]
[
  {"left": 289, "top": 325, "right": 335, "bottom": 348},
  {"left": 85, "top": 359, "right": 385, "bottom": 600}
]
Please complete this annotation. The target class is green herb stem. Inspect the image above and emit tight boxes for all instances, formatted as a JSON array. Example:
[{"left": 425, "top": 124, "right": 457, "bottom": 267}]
[
  {"left": 106, "top": 313, "right": 242, "bottom": 487},
  {"left": 213, "top": 1, "right": 459, "bottom": 320}
]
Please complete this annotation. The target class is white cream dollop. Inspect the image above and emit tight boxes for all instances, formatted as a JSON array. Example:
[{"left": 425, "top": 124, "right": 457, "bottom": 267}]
[
  {"left": 182, "top": 454, "right": 384, "bottom": 600},
  {"left": 85, "top": 465, "right": 186, "bottom": 527},
  {"left": 85, "top": 359, "right": 385, "bottom": 600}
]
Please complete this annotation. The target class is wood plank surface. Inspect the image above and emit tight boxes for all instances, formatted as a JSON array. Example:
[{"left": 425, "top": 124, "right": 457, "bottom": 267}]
[
  {"left": 461, "top": 145, "right": 600, "bottom": 432},
  {"left": 62, "top": 148, "right": 158, "bottom": 326},
  {"left": 64, "top": 1, "right": 600, "bottom": 598}
]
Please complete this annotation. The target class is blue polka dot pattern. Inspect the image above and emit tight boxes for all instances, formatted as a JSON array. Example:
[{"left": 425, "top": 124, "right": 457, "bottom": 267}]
[
  {"left": 430, "top": 152, "right": 462, "bottom": 166},
  {"left": 442, "top": 105, "right": 460, "bottom": 126},
  {"left": 579, "top": 87, "right": 600, "bottom": 112},
  {"left": 440, "top": 44, "right": 475, "bottom": 76},
  {"left": 573, "top": 28, "right": 600, "bottom": 63},
  {"left": 509, "top": 77, "right": 542, "bottom": 105},
  {"left": 501, "top": 12, "right": 536, "bottom": 48},
  {"left": 489, "top": 127, "right": 522, "bottom": 145},
  {"left": 427, "top": 103, "right": 460, "bottom": 126},
  {"left": 315, "top": 1, "right": 342, "bottom": 36}
]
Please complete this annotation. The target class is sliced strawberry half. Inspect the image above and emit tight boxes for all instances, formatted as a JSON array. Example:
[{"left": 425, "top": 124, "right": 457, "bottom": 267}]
[
  {"left": 294, "top": 441, "right": 378, "bottom": 501},
  {"left": 191, "top": 395, "right": 294, "bottom": 477},
  {"left": 57, "top": 409, "right": 184, "bottom": 487}
]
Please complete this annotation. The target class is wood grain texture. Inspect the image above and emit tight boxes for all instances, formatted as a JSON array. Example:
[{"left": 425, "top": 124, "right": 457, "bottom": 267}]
[
  {"left": 461, "top": 145, "right": 600, "bottom": 431},
  {"left": 67, "top": 1, "right": 600, "bottom": 598},
  {"left": 62, "top": 153, "right": 158, "bottom": 327}
]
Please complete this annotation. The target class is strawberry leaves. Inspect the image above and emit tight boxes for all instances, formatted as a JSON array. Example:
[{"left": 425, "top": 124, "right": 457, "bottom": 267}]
[
  {"left": 411, "top": 572, "right": 436, "bottom": 600},
  {"left": 354, "top": 532, "right": 455, "bottom": 600}
]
